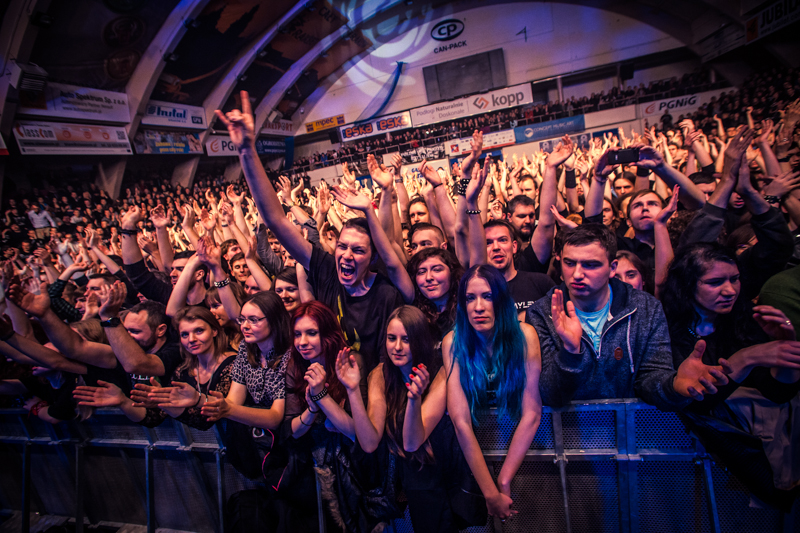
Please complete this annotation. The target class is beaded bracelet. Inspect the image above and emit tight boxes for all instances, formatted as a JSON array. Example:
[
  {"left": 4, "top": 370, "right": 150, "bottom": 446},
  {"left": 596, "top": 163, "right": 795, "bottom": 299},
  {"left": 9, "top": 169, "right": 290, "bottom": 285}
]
[
  {"left": 310, "top": 387, "right": 328, "bottom": 402},
  {"left": 465, "top": 209, "right": 481, "bottom": 215},
  {"left": 213, "top": 277, "right": 231, "bottom": 288}
]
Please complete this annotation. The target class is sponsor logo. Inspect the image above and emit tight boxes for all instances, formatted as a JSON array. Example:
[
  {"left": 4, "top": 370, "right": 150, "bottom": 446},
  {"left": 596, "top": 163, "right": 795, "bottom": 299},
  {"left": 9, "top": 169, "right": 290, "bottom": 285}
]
[
  {"left": 644, "top": 95, "right": 698, "bottom": 115},
  {"left": 377, "top": 115, "right": 409, "bottom": 131},
  {"left": 191, "top": 116, "right": 203, "bottom": 124},
  {"left": 490, "top": 91, "right": 525, "bottom": 108},
  {"left": 433, "top": 40, "right": 467, "bottom": 53},
  {"left": 431, "top": 19, "right": 464, "bottom": 41},
  {"left": 341, "top": 124, "right": 373, "bottom": 139},
  {"left": 524, "top": 127, "right": 534, "bottom": 138},
  {"left": 473, "top": 96, "right": 489, "bottom": 109},
  {"left": 148, "top": 106, "right": 187, "bottom": 119}
]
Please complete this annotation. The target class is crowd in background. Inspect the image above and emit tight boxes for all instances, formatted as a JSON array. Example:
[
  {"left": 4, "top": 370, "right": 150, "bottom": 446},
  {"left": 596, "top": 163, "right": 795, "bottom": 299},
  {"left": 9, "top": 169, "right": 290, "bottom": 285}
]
[{"left": 0, "top": 65, "right": 799, "bottom": 531}]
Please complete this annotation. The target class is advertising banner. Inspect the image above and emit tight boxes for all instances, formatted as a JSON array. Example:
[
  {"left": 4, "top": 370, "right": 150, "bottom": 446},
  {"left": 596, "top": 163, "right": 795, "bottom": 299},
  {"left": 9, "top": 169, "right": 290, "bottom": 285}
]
[
  {"left": 17, "top": 82, "right": 130, "bottom": 123},
  {"left": 381, "top": 144, "right": 447, "bottom": 166},
  {"left": 513, "top": 116, "right": 586, "bottom": 144},
  {"left": 745, "top": 0, "right": 800, "bottom": 43},
  {"left": 446, "top": 129, "right": 516, "bottom": 156},
  {"left": 141, "top": 100, "right": 206, "bottom": 129},
  {"left": 339, "top": 111, "right": 413, "bottom": 141},
  {"left": 305, "top": 114, "right": 345, "bottom": 134},
  {"left": 261, "top": 120, "right": 294, "bottom": 136},
  {"left": 206, "top": 135, "right": 286, "bottom": 157},
  {"left": 133, "top": 129, "right": 203, "bottom": 155},
  {"left": 13, "top": 121, "right": 132, "bottom": 155},
  {"left": 639, "top": 91, "right": 721, "bottom": 119},
  {"left": 411, "top": 83, "right": 533, "bottom": 127}
]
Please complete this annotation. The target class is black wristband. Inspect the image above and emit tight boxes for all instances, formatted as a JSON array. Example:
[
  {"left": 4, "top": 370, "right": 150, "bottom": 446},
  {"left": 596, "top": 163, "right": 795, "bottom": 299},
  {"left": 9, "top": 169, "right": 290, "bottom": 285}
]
[
  {"left": 120, "top": 228, "right": 138, "bottom": 236},
  {"left": 636, "top": 166, "right": 651, "bottom": 177},
  {"left": 310, "top": 387, "right": 328, "bottom": 402},
  {"left": 565, "top": 169, "right": 577, "bottom": 188}
]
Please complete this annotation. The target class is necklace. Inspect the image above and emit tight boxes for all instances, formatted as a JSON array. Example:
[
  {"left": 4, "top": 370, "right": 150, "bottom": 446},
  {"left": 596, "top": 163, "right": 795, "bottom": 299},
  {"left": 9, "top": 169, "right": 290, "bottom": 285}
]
[{"left": 687, "top": 327, "right": 702, "bottom": 340}]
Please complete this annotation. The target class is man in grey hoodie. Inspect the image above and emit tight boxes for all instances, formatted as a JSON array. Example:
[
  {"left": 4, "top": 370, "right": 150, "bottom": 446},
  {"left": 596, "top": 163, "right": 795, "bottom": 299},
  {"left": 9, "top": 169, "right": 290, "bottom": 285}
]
[{"left": 526, "top": 224, "right": 729, "bottom": 410}]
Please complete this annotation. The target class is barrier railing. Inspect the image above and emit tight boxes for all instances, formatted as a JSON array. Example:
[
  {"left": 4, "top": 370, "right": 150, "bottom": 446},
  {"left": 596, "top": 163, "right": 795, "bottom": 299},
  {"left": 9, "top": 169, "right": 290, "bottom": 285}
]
[{"left": 0, "top": 400, "right": 796, "bottom": 533}]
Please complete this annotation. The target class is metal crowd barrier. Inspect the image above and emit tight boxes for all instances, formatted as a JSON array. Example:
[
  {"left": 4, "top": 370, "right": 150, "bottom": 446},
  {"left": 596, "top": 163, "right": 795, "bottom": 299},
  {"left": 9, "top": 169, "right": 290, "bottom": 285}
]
[{"left": 0, "top": 400, "right": 797, "bottom": 533}]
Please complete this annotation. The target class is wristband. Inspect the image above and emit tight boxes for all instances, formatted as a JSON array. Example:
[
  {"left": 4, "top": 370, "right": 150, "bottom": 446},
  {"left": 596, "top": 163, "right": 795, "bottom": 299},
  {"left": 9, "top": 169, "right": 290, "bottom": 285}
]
[
  {"left": 432, "top": 182, "right": 442, "bottom": 189},
  {"left": 120, "top": 228, "right": 138, "bottom": 236},
  {"left": 100, "top": 317, "right": 122, "bottom": 328},
  {"left": 465, "top": 209, "right": 481, "bottom": 215},
  {"left": 309, "top": 387, "right": 328, "bottom": 402},
  {"left": 220, "top": 224, "right": 229, "bottom": 227},
  {"left": 636, "top": 166, "right": 651, "bottom": 177},
  {"left": 300, "top": 415, "right": 314, "bottom": 426},
  {"left": 564, "top": 169, "right": 577, "bottom": 188},
  {"left": 394, "top": 178, "right": 404, "bottom": 183},
  {"left": 192, "top": 393, "right": 204, "bottom": 408},
  {"left": 30, "top": 400, "right": 48, "bottom": 417},
  {"left": 456, "top": 178, "right": 471, "bottom": 197},
  {"left": 213, "top": 277, "right": 231, "bottom": 288},
  {"left": 764, "top": 195, "right": 782, "bottom": 204}
]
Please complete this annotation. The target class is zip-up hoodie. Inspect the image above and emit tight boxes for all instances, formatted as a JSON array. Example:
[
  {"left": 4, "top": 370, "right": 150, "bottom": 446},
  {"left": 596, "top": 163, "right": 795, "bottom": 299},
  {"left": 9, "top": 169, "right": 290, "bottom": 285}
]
[{"left": 526, "top": 278, "right": 691, "bottom": 411}]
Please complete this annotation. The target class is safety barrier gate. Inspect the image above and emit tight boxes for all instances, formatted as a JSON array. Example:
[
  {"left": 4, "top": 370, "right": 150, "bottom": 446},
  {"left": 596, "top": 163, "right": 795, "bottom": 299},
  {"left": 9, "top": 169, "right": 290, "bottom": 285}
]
[{"left": 0, "top": 400, "right": 797, "bottom": 533}]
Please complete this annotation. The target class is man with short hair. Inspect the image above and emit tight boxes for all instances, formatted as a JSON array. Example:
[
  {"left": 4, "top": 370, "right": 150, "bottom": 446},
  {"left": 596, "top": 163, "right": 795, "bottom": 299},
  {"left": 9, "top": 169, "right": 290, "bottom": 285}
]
[
  {"left": 485, "top": 220, "right": 554, "bottom": 319},
  {"left": 27, "top": 204, "right": 57, "bottom": 240},
  {"left": 408, "top": 222, "right": 446, "bottom": 257},
  {"left": 526, "top": 224, "right": 728, "bottom": 409}
]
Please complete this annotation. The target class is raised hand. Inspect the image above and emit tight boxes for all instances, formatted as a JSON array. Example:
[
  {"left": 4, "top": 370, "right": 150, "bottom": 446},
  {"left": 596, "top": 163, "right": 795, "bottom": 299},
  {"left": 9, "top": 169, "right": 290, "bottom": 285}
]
[
  {"left": 633, "top": 144, "right": 665, "bottom": 170},
  {"left": 593, "top": 148, "right": 618, "bottom": 180},
  {"left": 219, "top": 202, "right": 235, "bottom": 226},
  {"left": 196, "top": 236, "right": 222, "bottom": 269},
  {"left": 199, "top": 208, "right": 217, "bottom": 232},
  {"left": 226, "top": 184, "right": 246, "bottom": 205},
  {"left": 83, "top": 291, "right": 100, "bottom": 319},
  {"left": 761, "top": 170, "right": 800, "bottom": 198},
  {"left": 148, "top": 381, "right": 201, "bottom": 409},
  {"left": 551, "top": 205, "right": 578, "bottom": 229},
  {"left": 8, "top": 280, "right": 51, "bottom": 318},
  {"left": 406, "top": 363, "right": 430, "bottom": 400},
  {"left": 724, "top": 127, "right": 754, "bottom": 164},
  {"left": 304, "top": 362, "right": 327, "bottom": 396},
  {"left": 215, "top": 90, "right": 256, "bottom": 151},
  {"left": 655, "top": 185, "right": 680, "bottom": 225},
  {"left": 334, "top": 347, "right": 361, "bottom": 393},
  {"left": 470, "top": 129, "right": 484, "bottom": 157},
  {"left": 200, "top": 390, "right": 231, "bottom": 422},
  {"left": 756, "top": 119, "right": 774, "bottom": 145},
  {"left": 367, "top": 154, "right": 393, "bottom": 190},
  {"left": 673, "top": 340, "right": 729, "bottom": 400},
  {"left": 330, "top": 186, "right": 372, "bottom": 212},
  {"left": 98, "top": 281, "right": 127, "bottom": 321},
  {"left": 465, "top": 157, "right": 489, "bottom": 208},
  {"left": 752, "top": 305, "right": 796, "bottom": 341},
  {"left": 150, "top": 204, "right": 169, "bottom": 229},
  {"left": 73, "top": 380, "right": 127, "bottom": 408},
  {"left": 548, "top": 135, "right": 574, "bottom": 168},
  {"left": 130, "top": 377, "right": 163, "bottom": 408},
  {"left": 120, "top": 205, "right": 142, "bottom": 230},
  {"left": 419, "top": 160, "right": 442, "bottom": 187},
  {"left": 181, "top": 203, "right": 196, "bottom": 228},
  {"left": 551, "top": 289, "right": 583, "bottom": 353}
]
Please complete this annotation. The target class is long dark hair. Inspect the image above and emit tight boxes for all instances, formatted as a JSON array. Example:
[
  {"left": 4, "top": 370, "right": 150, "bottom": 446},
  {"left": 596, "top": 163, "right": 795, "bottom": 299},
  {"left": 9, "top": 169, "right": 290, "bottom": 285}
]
[
  {"left": 406, "top": 247, "right": 463, "bottom": 335},
  {"left": 287, "top": 301, "right": 347, "bottom": 408},
  {"left": 451, "top": 265, "right": 526, "bottom": 423},
  {"left": 241, "top": 291, "right": 291, "bottom": 368},
  {"left": 205, "top": 286, "right": 244, "bottom": 348},
  {"left": 172, "top": 306, "right": 229, "bottom": 374},
  {"left": 661, "top": 243, "right": 749, "bottom": 345},
  {"left": 382, "top": 306, "right": 440, "bottom": 464}
]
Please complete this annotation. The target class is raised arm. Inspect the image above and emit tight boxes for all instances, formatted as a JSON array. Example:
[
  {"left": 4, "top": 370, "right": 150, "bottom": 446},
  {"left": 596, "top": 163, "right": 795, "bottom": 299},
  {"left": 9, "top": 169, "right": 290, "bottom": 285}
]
[
  {"left": 216, "top": 92, "right": 313, "bottom": 269},
  {"left": 534, "top": 135, "right": 573, "bottom": 264},
  {"left": 403, "top": 364, "right": 446, "bottom": 452},
  {"left": 196, "top": 236, "right": 242, "bottom": 319},
  {"left": 465, "top": 157, "right": 489, "bottom": 267},
  {"left": 98, "top": 282, "right": 168, "bottom": 376},
  {"left": 634, "top": 144, "right": 706, "bottom": 210},
  {"left": 150, "top": 205, "right": 174, "bottom": 272},
  {"left": 166, "top": 254, "right": 202, "bottom": 317},
  {"left": 420, "top": 160, "right": 457, "bottom": 248},
  {"left": 0, "top": 315, "right": 87, "bottom": 374},
  {"left": 330, "top": 187, "right": 415, "bottom": 303},
  {"left": 653, "top": 186, "right": 679, "bottom": 298}
]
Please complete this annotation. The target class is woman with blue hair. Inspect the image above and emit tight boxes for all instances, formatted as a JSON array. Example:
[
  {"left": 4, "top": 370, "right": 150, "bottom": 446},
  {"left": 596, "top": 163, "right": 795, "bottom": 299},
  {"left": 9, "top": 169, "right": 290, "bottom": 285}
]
[{"left": 442, "top": 264, "right": 543, "bottom": 523}]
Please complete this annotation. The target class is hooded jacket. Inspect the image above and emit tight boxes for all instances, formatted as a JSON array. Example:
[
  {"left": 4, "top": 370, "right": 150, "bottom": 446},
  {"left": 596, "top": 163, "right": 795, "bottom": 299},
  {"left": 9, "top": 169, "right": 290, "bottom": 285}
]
[{"left": 526, "top": 278, "right": 690, "bottom": 411}]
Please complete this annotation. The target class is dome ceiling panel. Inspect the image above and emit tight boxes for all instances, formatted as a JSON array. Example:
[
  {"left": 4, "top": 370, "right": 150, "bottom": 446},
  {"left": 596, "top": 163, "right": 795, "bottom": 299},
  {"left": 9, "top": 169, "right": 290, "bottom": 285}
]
[
  {"left": 275, "top": 29, "right": 372, "bottom": 117},
  {"left": 153, "top": 0, "right": 297, "bottom": 106},
  {"left": 26, "top": 0, "right": 180, "bottom": 91},
  {"left": 220, "top": 0, "right": 350, "bottom": 113}
]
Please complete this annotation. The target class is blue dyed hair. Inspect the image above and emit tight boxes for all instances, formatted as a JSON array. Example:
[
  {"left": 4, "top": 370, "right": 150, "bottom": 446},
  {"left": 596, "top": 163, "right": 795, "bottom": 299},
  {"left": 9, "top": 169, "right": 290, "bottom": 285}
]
[{"left": 451, "top": 265, "right": 526, "bottom": 423}]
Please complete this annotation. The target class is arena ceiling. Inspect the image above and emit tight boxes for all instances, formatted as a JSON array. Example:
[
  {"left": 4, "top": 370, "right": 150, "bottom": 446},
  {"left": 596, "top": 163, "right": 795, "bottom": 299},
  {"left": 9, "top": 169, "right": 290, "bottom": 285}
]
[{"left": 0, "top": 0, "right": 788, "bottom": 143}]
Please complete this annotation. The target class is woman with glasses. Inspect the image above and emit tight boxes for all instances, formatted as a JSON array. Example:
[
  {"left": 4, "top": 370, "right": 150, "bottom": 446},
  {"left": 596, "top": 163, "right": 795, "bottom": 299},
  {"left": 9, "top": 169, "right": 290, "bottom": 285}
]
[{"left": 201, "top": 291, "right": 292, "bottom": 432}]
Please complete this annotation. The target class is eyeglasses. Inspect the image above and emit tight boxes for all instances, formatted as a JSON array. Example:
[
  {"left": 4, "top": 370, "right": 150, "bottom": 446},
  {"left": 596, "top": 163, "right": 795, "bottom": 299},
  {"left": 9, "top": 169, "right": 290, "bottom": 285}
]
[{"left": 235, "top": 316, "right": 267, "bottom": 326}]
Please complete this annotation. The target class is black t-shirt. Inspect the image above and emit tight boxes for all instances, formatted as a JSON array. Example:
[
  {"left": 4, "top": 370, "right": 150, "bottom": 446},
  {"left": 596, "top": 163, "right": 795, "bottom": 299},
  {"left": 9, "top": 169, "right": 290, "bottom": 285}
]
[
  {"left": 507, "top": 271, "right": 555, "bottom": 313},
  {"left": 127, "top": 340, "right": 183, "bottom": 388},
  {"left": 515, "top": 244, "right": 548, "bottom": 274},
  {"left": 307, "top": 246, "right": 404, "bottom": 372}
]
